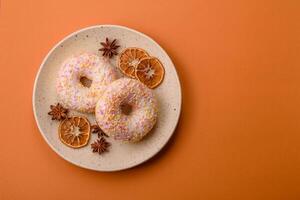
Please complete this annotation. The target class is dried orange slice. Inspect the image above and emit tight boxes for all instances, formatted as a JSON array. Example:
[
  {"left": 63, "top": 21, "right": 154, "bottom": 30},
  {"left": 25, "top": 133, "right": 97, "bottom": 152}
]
[
  {"left": 135, "top": 57, "right": 165, "bottom": 88},
  {"left": 118, "top": 48, "right": 149, "bottom": 78},
  {"left": 58, "top": 116, "right": 91, "bottom": 148}
]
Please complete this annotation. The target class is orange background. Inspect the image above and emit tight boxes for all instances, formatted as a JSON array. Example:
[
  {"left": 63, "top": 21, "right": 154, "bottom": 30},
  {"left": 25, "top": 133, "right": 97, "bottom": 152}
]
[{"left": 1, "top": 0, "right": 300, "bottom": 199}]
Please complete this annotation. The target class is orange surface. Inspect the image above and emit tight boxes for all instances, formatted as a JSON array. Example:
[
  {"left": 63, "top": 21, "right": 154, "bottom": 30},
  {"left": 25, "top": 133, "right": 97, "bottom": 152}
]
[{"left": 1, "top": 0, "right": 300, "bottom": 199}]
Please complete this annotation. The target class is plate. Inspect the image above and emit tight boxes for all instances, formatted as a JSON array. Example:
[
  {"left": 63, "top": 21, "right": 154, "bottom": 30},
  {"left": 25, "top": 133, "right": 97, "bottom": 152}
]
[{"left": 32, "top": 25, "right": 182, "bottom": 171}]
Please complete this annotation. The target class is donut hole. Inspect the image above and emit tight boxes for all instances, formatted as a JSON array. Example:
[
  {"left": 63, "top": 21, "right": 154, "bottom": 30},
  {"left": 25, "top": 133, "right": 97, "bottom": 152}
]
[
  {"left": 79, "top": 76, "right": 92, "bottom": 88},
  {"left": 120, "top": 103, "right": 132, "bottom": 115}
]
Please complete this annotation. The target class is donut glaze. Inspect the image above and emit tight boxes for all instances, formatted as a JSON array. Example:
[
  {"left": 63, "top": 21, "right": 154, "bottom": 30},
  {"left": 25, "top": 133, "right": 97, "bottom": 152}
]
[
  {"left": 95, "top": 78, "right": 158, "bottom": 142},
  {"left": 56, "top": 53, "right": 118, "bottom": 113}
]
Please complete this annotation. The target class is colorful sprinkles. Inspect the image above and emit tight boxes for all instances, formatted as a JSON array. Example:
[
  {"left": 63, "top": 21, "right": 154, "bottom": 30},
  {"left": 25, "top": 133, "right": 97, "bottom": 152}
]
[
  {"left": 56, "top": 53, "right": 118, "bottom": 113},
  {"left": 95, "top": 78, "right": 158, "bottom": 142}
]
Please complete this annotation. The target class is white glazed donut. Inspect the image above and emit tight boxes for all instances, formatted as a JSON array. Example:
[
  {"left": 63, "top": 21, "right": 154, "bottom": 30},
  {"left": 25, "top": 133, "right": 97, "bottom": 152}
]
[
  {"left": 56, "top": 53, "right": 118, "bottom": 113},
  {"left": 95, "top": 78, "right": 158, "bottom": 142}
]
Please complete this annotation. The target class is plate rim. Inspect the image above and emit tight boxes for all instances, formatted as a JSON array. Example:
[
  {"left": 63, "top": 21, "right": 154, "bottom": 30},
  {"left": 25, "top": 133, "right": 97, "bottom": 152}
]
[{"left": 32, "top": 24, "right": 182, "bottom": 172}]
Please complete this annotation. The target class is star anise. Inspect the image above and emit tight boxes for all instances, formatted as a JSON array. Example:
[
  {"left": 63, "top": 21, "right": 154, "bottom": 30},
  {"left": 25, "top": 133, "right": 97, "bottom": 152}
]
[
  {"left": 91, "top": 138, "right": 110, "bottom": 155},
  {"left": 48, "top": 103, "right": 68, "bottom": 121},
  {"left": 91, "top": 124, "right": 108, "bottom": 138},
  {"left": 99, "top": 38, "right": 120, "bottom": 58}
]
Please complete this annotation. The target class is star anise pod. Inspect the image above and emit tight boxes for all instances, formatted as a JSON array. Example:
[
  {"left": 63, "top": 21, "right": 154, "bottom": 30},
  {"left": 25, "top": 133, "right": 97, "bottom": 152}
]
[
  {"left": 91, "top": 138, "right": 110, "bottom": 155},
  {"left": 48, "top": 103, "right": 68, "bottom": 121},
  {"left": 99, "top": 38, "right": 120, "bottom": 58},
  {"left": 91, "top": 124, "right": 108, "bottom": 138}
]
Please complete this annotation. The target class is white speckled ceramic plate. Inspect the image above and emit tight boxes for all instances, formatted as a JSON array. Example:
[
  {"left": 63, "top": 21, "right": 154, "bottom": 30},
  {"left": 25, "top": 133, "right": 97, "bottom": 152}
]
[{"left": 33, "top": 25, "right": 181, "bottom": 171}]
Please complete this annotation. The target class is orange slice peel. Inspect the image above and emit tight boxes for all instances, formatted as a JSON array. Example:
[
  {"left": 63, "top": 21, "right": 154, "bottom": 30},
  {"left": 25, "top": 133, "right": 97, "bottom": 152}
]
[
  {"left": 58, "top": 116, "right": 91, "bottom": 148},
  {"left": 118, "top": 47, "right": 149, "bottom": 78},
  {"left": 135, "top": 57, "right": 165, "bottom": 88}
]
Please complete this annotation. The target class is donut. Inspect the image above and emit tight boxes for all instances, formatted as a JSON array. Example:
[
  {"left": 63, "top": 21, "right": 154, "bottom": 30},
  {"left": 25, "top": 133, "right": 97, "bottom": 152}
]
[
  {"left": 95, "top": 78, "right": 158, "bottom": 142},
  {"left": 56, "top": 53, "right": 118, "bottom": 113}
]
